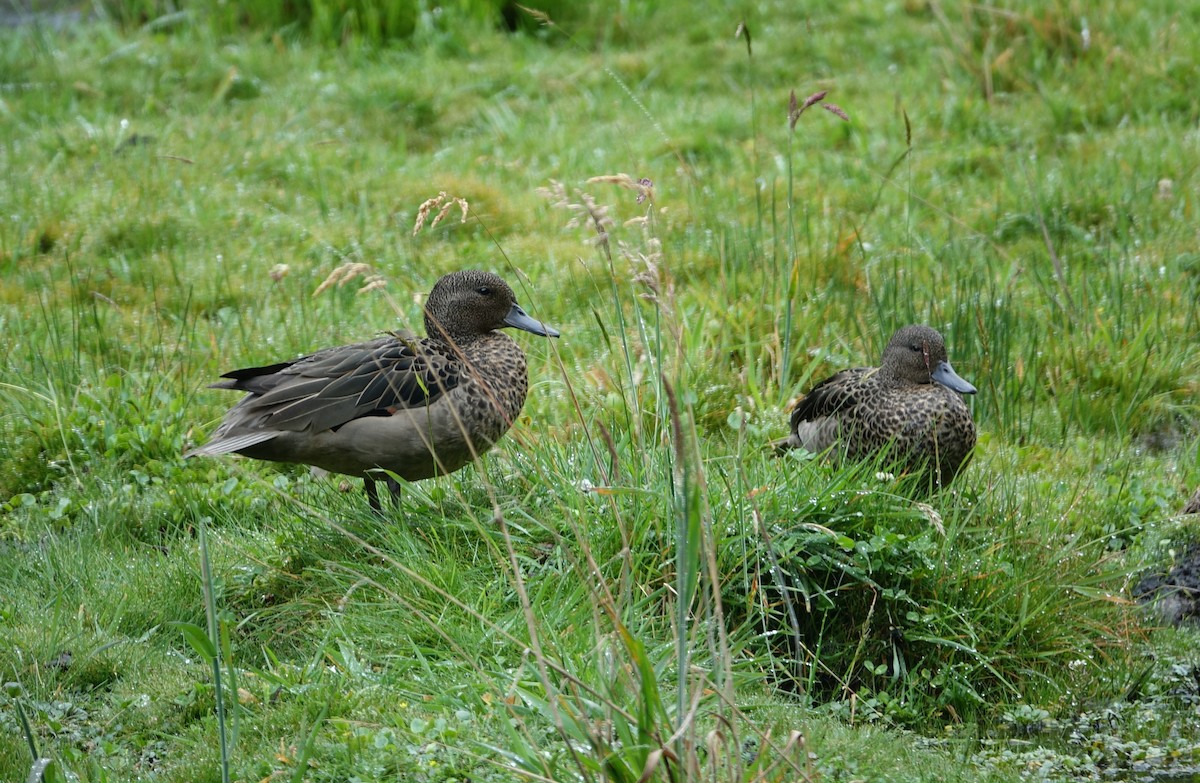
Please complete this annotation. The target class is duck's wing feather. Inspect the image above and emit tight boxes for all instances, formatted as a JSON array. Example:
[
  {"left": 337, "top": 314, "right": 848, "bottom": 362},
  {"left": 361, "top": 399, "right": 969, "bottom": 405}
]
[
  {"left": 788, "top": 367, "right": 874, "bottom": 429},
  {"left": 214, "top": 334, "right": 462, "bottom": 435},
  {"left": 210, "top": 360, "right": 299, "bottom": 395}
]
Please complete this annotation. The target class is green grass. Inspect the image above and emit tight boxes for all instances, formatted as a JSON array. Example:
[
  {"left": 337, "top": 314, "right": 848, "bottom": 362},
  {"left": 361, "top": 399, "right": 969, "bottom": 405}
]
[{"left": 2, "top": 1, "right": 1200, "bottom": 781}]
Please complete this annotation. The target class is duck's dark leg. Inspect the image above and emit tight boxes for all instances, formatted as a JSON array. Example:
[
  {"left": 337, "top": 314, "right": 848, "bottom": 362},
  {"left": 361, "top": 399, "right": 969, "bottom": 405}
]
[
  {"left": 364, "top": 479, "right": 382, "bottom": 512},
  {"left": 385, "top": 476, "right": 403, "bottom": 507},
  {"left": 363, "top": 476, "right": 401, "bottom": 512}
]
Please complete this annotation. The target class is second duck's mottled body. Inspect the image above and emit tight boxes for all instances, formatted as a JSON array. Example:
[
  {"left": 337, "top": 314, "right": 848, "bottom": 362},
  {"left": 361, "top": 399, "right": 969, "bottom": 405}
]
[
  {"left": 188, "top": 270, "right": 559, "bottom": 508},
  {"left": 776, "top": 325, "right": 977, "bottom": 489}
]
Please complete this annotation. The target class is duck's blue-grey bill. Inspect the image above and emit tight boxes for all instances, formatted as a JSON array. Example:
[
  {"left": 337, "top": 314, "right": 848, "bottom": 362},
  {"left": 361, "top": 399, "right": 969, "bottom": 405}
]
[
  {"left": 505, "top": 304, "right": 561, "bottom": 338},
  {"left": 932, "top": 361, "right": 976, "bottom": 394}
]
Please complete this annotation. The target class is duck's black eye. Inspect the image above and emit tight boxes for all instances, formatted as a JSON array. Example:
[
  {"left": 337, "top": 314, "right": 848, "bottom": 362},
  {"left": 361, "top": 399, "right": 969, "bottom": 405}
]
[
  {"left": 909, "top": 343, "right": 922, "bottom": 352},
  {"left": 477, "top": 286, "right": 493, "bottom": 296}
]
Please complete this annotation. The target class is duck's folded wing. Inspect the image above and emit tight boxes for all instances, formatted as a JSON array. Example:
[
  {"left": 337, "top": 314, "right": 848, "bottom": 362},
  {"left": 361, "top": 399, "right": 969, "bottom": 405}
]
[
  {"left": 223, "top": 336, "right": 462, "bottom": 434},
  {"left": 788, "top": 367, "right": 870, "bottom": 428}
]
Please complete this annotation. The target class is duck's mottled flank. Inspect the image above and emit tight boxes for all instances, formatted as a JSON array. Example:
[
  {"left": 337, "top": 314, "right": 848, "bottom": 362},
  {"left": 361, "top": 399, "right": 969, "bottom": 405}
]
[
  {"left": 776, "top": 324, "right": 977, "bottom": 490},
  {"left": 187, "top": 270, "right": 559, "bottom": 509}
]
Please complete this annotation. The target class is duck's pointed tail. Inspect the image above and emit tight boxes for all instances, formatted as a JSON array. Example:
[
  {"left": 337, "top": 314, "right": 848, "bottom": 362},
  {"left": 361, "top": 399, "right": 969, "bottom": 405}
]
[{"left": 184, "top": 431, "right": 280, "bottom": 458}]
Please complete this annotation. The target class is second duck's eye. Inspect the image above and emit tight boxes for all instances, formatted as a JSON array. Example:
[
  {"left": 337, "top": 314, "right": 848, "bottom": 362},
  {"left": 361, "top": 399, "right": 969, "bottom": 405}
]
[{"left": 477, "top": 286, "right": 493, "bottom": 296}]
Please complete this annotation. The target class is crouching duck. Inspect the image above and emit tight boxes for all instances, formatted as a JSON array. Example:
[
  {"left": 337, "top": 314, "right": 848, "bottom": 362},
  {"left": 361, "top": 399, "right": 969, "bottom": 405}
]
[
  {"left": 775, "top": 324, "right": 977, "bottom": 490},
  {"left": 187, "top": 269, "right": 560, "bottom": 509}
]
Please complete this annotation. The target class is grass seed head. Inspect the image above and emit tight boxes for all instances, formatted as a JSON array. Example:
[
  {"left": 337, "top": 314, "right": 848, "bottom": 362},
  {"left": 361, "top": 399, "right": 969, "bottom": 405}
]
[
  {"left": 314, "top": 262, "right": 386, "bottom": 297},
  {"left": 789, "top": 89, "right": 829, "bottom": 129},
  {"left": 413, "top": 191, "right": 469, "bottom": 236},
  {"left": 822, "top": 102, "right": 850, "bottom": 121}
]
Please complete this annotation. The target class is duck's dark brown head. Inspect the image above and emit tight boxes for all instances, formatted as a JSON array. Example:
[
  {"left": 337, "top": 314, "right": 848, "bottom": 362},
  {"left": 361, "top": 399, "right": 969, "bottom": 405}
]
[
  {"left": 880, "top": 324, "right": 975, "bottom": 394},
  {"left": 424, "top": 270, "right": 560, "bottom": 341}
]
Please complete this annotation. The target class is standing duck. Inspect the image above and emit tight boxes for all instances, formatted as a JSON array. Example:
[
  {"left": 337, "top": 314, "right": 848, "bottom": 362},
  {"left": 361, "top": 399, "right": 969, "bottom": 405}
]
[
  {"left": 188, "top": 269, "right": 560, "bottom": 509},
  {"left": 775, "top": 324, "right": 977, "bottom": 489}
]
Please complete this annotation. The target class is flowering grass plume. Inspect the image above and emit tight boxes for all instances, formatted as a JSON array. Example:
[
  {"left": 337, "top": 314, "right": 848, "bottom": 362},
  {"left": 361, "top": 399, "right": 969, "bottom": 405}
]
[
  {"left": 314, "top": 262, "right": 387, "bottom": 296},
  {"left": 586, "top": 173, "right": 655, "bottom": 205},
  {"left": 538, "top": 179, "right": 615, "bottom": 246},
  {"left": 412, "top": 191, "right": 469, "bottom": 236},
  {"left": 788, "top": 88, "right": 849, "bottom": 129}
]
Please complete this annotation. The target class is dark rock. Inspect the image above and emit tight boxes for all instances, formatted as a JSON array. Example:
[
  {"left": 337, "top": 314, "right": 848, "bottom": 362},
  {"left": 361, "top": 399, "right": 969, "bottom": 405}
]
[{"left": 1135, "top": 542, "right": 1200, "bottom": 627}]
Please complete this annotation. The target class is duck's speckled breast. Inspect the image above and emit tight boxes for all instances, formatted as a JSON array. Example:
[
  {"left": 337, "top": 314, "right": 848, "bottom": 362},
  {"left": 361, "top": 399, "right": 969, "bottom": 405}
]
[
  {"left": 855, "top": 385, "right": 973, "bottom": 479},
  {"left": 458, "top": 331, "right": 530, "bottom": 436}
]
